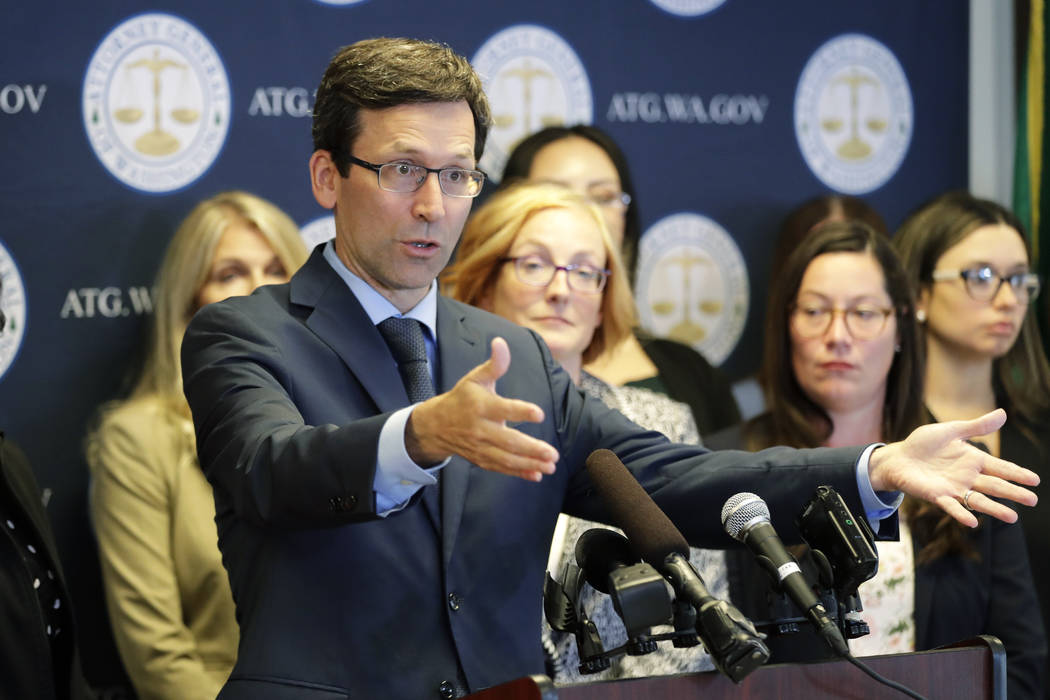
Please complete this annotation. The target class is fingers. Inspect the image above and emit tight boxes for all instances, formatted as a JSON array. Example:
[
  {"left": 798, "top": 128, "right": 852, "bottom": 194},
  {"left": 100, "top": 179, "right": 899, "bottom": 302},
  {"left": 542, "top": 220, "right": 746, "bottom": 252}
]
[
  {"left": 469, "top": 337, "right": 512, "bottom": 387},
  {"left": 961, "top": 488, "right": 1020, "bottom": 524},
  {"left": 972, "top": 472, "right": 1038, "bottom": 507},
  {"left": 936, "top": 494, "right": 979, "bottom": 528},
  {"left": 973, "top": 451, "right": 1040, "bottom": 487},
  {"left": 947, "top": 408, "right": 1007, "bottom": 441},
  {"left": 498, "top": 396, "right": 546, "bottom": 425}
]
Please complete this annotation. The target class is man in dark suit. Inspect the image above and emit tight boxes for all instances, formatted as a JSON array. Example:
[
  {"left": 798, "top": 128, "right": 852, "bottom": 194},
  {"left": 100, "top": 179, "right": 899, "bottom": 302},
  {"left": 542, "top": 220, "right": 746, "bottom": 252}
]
[{"left": 181, "top": 37, "right": 1039, "bottom": 700}]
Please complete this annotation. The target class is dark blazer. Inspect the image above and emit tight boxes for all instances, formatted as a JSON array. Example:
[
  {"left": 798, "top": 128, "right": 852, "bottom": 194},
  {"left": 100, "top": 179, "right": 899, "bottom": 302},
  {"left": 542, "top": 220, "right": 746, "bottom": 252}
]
[
  {"left": 998, "top": 415, "right": 1050, "bottom": 698},
  {"left": 0, "top": 432, "right": 93, "bottom": 700},
  {"left": 181, "top": 248, "right": 875, "bottom": 700}
]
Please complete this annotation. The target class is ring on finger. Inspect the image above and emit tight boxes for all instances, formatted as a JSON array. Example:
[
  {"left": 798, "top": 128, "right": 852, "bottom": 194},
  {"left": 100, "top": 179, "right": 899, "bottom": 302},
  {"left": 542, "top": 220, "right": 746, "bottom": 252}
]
[{"left": 962, "top": 489, "right": 976, "bottom": 511}]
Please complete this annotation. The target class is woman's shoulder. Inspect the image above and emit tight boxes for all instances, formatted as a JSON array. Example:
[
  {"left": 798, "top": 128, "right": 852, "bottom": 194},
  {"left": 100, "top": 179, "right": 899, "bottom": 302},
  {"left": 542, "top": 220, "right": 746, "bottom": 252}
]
[
  {"left": 91, "top": 395, "right": 193, "bottom": 467},
  {"left": 100, "top": 395, "right": 183, "bottom": 432}
]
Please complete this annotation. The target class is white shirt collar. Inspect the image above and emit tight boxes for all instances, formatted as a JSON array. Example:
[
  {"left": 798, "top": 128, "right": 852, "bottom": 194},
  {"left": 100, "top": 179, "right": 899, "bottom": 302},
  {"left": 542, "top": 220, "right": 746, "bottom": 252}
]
[{"left": 322, "top": 240, "right": 438, "bottom": 338}]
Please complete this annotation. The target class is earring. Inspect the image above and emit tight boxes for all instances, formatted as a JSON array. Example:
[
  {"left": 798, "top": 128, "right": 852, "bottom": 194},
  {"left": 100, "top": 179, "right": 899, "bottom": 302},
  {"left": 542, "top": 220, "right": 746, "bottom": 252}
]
[
  {"left": 894, "top": 344, "right": 901, "bottom": 353},
  {"left": 915, "top": 309, "right": 926, "bottom": 323}
]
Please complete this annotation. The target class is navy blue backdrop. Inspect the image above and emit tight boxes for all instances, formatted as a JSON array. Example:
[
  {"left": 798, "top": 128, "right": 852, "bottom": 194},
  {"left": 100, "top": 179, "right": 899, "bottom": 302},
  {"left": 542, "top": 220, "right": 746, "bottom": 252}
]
[{"left": 0, "top": 1, "right": 967, "bottom": 693}]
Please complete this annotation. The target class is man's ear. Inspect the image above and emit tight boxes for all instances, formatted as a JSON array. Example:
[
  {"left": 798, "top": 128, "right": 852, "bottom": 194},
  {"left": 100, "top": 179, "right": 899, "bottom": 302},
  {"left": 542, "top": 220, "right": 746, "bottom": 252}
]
[{"left": 309, "top": 150, "right": 339, "bottom": 210}]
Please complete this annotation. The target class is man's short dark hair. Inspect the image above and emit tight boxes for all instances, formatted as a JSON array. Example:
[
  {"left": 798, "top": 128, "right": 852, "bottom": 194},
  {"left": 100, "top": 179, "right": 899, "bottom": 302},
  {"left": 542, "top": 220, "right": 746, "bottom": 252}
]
[{"left": 312, "top": 37, "right": 492, "bottom": 175}]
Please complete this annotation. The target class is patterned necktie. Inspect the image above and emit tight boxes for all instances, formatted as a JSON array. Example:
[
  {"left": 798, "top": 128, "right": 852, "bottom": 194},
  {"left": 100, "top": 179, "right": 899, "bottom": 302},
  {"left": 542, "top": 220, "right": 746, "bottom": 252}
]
[{"left": 377, "top": 317, "right": 435, "bottom": 403}]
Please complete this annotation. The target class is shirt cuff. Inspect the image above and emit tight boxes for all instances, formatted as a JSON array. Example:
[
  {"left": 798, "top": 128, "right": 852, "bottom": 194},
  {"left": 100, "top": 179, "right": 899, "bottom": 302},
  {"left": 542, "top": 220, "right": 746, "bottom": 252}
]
[
  {"left": 855, "top": 442, "right": 904, "bottom": 533},
  {"left": 374, "top": 405, "right": 448, "bottom": 516}
]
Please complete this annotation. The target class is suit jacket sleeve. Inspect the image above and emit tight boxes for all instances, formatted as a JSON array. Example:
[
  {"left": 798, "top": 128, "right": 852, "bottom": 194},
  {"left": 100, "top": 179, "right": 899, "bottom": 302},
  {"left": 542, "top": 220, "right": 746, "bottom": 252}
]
[{"left": 182, "top": 299, "right": 390, "bottom": 527}]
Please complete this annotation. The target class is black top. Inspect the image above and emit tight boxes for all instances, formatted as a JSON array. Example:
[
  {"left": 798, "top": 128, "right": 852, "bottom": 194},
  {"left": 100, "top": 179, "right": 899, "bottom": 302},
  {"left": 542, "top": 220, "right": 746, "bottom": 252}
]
[
  {"left": 635, "top": 332, "right": 741, "bottom": 438},
  {"left": 0, "top": 432, "right": 93, "bottom": 700},
  {"left": 999, "top": 414, "right": 1050, "bottom": 699}
]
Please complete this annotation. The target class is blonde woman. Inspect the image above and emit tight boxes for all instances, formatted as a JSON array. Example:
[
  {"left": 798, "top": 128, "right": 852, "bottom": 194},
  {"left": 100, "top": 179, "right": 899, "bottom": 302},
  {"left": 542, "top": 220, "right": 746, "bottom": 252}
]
[
  {"left": 443, "top": 181, "right": 726, "bottom": 683},
  {"left": 87, "top": 191, "right": 308, "bottom": 700}
]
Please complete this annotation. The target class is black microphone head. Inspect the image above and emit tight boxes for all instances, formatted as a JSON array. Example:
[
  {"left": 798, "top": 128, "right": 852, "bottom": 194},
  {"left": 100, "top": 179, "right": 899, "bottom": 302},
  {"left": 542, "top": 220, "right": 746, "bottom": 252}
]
[
  {"left": 721, "top": 492, "right": 770, "bottom": 542},
  {"left": 574, "top": 528, "right": 638, "bottom": 594},
  {"left": 584, "top": 449, "right": 689, "bottom": 564}
]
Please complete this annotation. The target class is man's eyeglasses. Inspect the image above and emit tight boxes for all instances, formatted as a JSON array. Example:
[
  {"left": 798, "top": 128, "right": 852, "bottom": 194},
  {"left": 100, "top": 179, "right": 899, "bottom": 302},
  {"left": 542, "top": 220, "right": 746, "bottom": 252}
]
[
  {"left": 790, "top": 303, "right": 895, "bottom": 340},
  {"left": 347, "top": 155, "right": 485, "bottom": 198},
  {"left": 931, "top": 265, "right": 1041, "bottom": 303},
  {"left": 502, "top": 255, "right": 610, "bottom": 293}
]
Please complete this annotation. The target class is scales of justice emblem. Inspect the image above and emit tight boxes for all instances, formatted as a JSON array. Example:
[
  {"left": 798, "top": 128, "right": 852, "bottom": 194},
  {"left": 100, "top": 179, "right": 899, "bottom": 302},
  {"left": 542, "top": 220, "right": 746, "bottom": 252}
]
[
  {"left": 473, "top": 25, "right": 593, "bottom": 181},
  {"left": 795, "top": 34, "right": 912, "bottom": 195},
  {"left": 820, "top": 68, "right": 887, "bottom": 161},
  {"left": 111, "top": 48, "right": 201, "bottom": 157},
  {"left": 637, "top": 214, "right": 748, "bottom": 365},
  {"left": 649, "top": 250, "right": 723, "bottom": 345},
  {"left": 82, "top": 13, "right": 230, "bottom": 193}
]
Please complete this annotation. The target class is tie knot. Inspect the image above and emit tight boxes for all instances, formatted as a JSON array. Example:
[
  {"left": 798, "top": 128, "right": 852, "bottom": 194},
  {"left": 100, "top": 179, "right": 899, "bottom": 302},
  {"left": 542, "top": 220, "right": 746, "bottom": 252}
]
[{"left": 377, "top": 317, "right": 428, "bottom": 365}]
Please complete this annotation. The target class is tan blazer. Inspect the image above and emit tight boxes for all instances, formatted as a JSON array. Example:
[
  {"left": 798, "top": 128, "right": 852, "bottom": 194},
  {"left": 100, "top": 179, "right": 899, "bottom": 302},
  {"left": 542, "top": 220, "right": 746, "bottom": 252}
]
[{"left": 89, "top": 396, "right": 237, "bottom": 700}]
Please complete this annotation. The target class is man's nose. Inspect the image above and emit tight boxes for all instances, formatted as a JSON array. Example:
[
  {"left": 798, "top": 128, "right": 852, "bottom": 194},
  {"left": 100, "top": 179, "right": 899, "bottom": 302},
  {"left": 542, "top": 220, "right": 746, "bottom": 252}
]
[{"left": 411, "top": 172, "right": 446, "bottom": 221}]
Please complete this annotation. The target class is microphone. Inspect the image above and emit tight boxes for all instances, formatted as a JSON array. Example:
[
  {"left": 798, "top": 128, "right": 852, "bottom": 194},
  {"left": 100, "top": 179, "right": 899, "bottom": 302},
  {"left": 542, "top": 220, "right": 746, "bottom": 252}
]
[
  {"left": 584, "top": 449, "right": 770, "bottom": 682},
  {"left": 574, "top": 528, "right": 671, "bottom": 644},
  {"left": 721, "top": 492, "right": 849, "bottom": 656}
]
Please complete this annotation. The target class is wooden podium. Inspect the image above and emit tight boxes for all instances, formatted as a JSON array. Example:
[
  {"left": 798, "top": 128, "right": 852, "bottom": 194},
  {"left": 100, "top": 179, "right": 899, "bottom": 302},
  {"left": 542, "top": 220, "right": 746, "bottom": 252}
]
[{"left": 465, "top": 636, "right": 1006, "bottom": 700}]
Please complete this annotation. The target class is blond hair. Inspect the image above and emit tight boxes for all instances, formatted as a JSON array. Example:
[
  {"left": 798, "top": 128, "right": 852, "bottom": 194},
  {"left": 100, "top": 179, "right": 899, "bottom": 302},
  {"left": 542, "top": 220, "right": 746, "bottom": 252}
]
[
  {"left": 128, "top": 191, "right": 307, "bottom": 415},
  {"left": 443, "top": 181, "right": 635, "bottom": 363}
]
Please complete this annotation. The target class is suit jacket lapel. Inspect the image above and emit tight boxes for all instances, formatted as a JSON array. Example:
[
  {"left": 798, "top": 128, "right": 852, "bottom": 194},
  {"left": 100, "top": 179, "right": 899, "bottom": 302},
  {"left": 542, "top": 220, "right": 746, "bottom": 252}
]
[
  {"left": 435, "top": 297, "right": 485, "bottom": 566},
  {"left": 292, "top": 249, "right": 408, "bottom": 414}
]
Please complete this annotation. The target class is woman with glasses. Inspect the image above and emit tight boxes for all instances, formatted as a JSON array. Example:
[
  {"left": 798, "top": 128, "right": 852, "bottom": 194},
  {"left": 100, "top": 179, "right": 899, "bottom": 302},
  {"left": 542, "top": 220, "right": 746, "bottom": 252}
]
[
  {"left": 501, "top": 125, "right": 741, "bottom": 438},
  {"left": 443, "top": 181, "right": 726, "bottom": 683},
  {"left": 893, "top": 191, "right": 1050, "bottom": 695},
  {"left": 708, "top": 220, "right": 1044, "bottom": 697}
]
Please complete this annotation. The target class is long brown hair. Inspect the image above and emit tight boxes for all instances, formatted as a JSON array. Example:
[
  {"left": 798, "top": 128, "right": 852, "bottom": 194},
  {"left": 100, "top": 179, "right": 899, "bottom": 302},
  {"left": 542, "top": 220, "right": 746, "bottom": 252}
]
[
  {"left": 749, "top": 220, "right": 923, "bottom": 449},
  {"left": 893, "top": 190, "right": 1050, "bottom": 423},
  {"left": 892, "top": 191, "right": 1050, "bottom": 562},
  {"left": 747, "top": 221, "right": 969, "bottom": 564}
]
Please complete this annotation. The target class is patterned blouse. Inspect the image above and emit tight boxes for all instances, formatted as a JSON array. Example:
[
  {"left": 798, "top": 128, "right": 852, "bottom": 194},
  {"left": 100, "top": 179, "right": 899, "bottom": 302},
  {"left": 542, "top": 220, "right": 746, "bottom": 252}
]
[
  {"left": 544, "top": 372, "right": 729, "bottom": 684},
  {"left": 847, "top": 516, "right": 917, "bottom": 657}
]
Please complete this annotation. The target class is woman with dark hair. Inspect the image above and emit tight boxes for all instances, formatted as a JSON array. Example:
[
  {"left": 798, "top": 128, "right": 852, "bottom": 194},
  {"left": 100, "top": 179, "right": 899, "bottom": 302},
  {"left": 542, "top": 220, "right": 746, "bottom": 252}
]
[
  {"left": 734, "top": 193, "right": 890, "bottom": 419},
  {"left": 501, "top": 124, "right": 740, "bottom": 437},
  {"left": 709, "top": 220, "right": 1045, "bottom": 698},
  {"left": 893, "top": 190, "right": 1050, "bottom": 696}
]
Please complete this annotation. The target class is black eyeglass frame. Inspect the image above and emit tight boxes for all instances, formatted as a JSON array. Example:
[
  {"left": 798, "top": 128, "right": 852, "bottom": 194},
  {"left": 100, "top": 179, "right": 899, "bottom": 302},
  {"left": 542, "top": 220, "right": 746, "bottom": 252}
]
[{"left": 930, "top": 266, "right": 1042, "bottom": 303}]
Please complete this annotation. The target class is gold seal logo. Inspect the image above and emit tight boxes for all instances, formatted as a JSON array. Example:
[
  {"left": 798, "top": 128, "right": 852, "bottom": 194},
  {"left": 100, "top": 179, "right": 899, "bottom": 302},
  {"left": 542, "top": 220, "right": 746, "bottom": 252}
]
[
  {"left": 635, "top": 213, "right": 749, "bottom": 365},
  {"left": 795, "top": 34, "right": 913, "bottom": 194},
  {"left": 472, "top": 25, "right": 593, "bottom": 182},
  {"left": 82, "top": 13, "right": 230, "bottom": 193}
]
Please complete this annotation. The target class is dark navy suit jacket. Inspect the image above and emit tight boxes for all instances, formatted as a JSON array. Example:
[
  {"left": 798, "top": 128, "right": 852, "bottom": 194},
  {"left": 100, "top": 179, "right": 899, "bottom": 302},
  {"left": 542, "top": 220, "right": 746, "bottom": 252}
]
[{"left": 181, "top": 248, "right": 871, "bottom": 699}]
